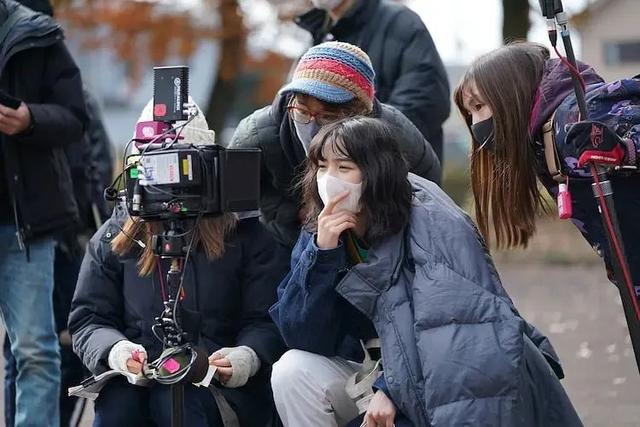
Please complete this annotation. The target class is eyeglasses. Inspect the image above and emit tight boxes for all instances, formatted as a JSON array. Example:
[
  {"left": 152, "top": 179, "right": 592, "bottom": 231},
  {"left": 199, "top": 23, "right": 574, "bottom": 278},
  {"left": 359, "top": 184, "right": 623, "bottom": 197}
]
[{"left": 287, "top": 105, "right": 344, "bottom": 126}]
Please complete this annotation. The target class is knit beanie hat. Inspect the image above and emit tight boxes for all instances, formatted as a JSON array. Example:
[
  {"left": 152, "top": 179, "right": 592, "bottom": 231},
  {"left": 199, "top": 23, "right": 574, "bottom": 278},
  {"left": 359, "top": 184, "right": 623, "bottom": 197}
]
[{"left": 280, "top": 41, "right": 375, "bottom": 112}]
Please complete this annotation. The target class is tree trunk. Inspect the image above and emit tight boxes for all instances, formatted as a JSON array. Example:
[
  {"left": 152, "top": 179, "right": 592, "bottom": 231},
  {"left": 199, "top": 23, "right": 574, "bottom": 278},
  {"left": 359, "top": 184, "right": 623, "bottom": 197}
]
[
  {"left": 502, "top": 0, "right": 530, "bottom": 43},
  {"left": 205, "top": 0, "right": 246, "bottom": 140}
]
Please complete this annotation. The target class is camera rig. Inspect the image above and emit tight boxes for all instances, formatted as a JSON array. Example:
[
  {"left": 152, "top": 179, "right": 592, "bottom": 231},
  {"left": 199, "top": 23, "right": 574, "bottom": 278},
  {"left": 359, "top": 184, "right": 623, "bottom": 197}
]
[{"left": 113, "top": 65, "right": 259, "bottom": 427}]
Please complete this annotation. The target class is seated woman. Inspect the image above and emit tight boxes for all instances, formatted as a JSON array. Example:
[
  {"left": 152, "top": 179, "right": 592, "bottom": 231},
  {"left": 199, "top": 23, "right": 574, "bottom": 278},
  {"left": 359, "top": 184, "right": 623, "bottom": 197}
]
[
  {"left": 269, "top": 117, "right": 582, "bottom": 426},
  {"left": 69, "top": 110, "right": 290, "bottom": 427}
]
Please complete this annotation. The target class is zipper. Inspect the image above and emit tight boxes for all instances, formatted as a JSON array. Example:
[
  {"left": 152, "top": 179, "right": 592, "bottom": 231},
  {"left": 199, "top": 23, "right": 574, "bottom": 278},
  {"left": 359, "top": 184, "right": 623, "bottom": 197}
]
[{"left": 11, "top": 192, "right": 25, "bottom": 252}]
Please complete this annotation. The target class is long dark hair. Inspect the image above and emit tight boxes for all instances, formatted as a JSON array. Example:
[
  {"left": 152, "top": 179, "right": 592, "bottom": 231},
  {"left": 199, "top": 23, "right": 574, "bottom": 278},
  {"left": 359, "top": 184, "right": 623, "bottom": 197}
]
[
  {"left": 454, "top": 42, "right": 551, "bottom": 249},
  {"left": 299, "top": 117, "right": 412, "bottom": 244}
]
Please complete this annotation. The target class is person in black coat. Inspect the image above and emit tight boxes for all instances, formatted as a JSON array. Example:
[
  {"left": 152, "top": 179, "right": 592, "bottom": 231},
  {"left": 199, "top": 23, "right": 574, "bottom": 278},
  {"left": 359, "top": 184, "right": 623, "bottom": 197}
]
[
  {"left": 3, "top": 87, "right": 115, "bottom": 427},
  {"left": 229, "top": 41, "right": 441, "bottom": 249},
  {"left": 296, "top": 0, "right": 450, "bottom": 164},
  {"left": 2, "top": 2, "right": 113, "bottom": 425},
  {"left": 69, "top": 203, "right": 290, "bottom": 426},
  {"left": 0, "top": 1, "right": 87, "bottom": 425},
  {"left": 70, "top": 99, "right": 290, "bottom": 427}
]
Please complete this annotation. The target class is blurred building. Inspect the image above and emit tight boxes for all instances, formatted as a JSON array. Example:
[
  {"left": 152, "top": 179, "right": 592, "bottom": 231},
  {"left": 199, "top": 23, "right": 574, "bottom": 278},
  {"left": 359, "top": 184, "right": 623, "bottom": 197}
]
[{"left": 573, "top": 0, "right": 640, "bottom": 81}]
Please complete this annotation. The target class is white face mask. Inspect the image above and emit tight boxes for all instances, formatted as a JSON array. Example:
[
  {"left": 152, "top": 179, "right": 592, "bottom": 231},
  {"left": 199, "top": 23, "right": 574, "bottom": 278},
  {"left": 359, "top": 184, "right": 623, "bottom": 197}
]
[
  {"left": 316, "top": 173, "right": 362, "bottom": 213},
  {"left": 294, "top": 120, "right": 320, "bottom": 155},
  {"left": 311, "top": 0, "right": 344, "bottom": 11}
]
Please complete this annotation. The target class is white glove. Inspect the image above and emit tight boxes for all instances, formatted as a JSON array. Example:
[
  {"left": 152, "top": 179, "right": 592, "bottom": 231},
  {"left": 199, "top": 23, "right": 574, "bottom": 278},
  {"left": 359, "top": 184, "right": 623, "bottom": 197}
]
[
  {"left": 209, "top": 346, "right": 261, "bottom": 388},
  {"left": 108, "top": 340, "right": 147, "bottom": 373}
]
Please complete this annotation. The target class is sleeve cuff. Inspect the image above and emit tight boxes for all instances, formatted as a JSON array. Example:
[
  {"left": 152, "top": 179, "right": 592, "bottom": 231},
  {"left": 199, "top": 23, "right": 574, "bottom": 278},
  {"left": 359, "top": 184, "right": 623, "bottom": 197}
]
[
  {"left": 373, "top": 374, "right": 389, "bottom": 396},
  {"left": 20, "top": 104, "right": 35, "bottom": 136},
  {"left": 309, "top": 234, "right": 348, "bottom": 267}
]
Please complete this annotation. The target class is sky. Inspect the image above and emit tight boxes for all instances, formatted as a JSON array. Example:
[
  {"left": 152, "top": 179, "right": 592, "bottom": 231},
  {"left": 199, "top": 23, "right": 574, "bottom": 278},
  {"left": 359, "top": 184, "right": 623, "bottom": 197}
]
[{"left": 407, "top": 0, "right": 591, "bottom": 65}]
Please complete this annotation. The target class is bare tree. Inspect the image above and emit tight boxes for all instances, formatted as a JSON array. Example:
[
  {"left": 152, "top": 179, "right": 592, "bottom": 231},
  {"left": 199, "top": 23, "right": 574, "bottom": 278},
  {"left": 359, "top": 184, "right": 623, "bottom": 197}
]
[
  {"left": 502, "top": 0, "right": 530, "bottom": 43},
  {"left": 204, "top": 0, "right": 246, "bottom": 135}
]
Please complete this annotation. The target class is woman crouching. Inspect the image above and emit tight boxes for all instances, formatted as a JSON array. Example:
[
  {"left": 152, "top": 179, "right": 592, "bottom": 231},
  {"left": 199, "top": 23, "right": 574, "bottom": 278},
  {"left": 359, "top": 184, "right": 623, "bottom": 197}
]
[{"left": 269, "top": 117, "right": 582, "bottom": 427}]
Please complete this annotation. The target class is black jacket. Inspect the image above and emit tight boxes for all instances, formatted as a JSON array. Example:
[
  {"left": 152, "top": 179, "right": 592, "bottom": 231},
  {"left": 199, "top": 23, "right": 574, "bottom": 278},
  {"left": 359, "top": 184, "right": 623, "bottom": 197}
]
[
  {"left": 0, "top": 0, "right": 86, "bottom": 244},
  {"left": 69, "top": 211, "right": 290, "bottom": 423},
  {"left": 65, "top": 89, "right": 114, "bottom": 233},
  {"left": 229, "top": 93, "right": 441, "bottom": 248},
  {"left": 296, "top": 0, "right": 450, "bottom": 163}
]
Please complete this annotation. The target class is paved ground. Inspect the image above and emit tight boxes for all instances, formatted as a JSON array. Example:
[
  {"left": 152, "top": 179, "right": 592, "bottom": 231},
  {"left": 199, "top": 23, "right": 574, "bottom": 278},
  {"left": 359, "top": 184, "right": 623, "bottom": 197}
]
[
  {"left": 497, "top": 262, "right": 640, "bottom": 427},
  {"left": 1, "top": 246, "right": 638, "bottom": 425}
]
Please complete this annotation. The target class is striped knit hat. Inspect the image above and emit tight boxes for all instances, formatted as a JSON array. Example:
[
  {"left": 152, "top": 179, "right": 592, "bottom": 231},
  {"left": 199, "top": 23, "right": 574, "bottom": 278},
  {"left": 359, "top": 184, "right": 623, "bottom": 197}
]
[{"left": 280, "top": 41, "right": 375, "bottom": 112}]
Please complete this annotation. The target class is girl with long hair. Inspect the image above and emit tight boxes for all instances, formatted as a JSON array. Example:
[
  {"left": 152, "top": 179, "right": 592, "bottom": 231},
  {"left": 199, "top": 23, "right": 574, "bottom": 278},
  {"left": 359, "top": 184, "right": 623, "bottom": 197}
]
[{"left": 454, "top": 42, "right": 640, "bottom": 286}]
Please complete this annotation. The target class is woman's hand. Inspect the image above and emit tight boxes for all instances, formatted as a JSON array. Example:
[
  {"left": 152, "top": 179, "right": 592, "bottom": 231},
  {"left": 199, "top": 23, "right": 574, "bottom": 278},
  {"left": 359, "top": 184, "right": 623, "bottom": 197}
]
[
  {"left": 209, "top": 353, "right": 233, "bottom": 384},
  {"left": 365, "top": 390, "right": 396, "bottom": 427},
  {"left": 108, "top": 340, "right": 147, "bottom": 375},
  {"left": 316, "top": 191, "right": 357, "bottom": 250},
  {"left": 126, "top": 350, "right": 146, "bottom": 374}
]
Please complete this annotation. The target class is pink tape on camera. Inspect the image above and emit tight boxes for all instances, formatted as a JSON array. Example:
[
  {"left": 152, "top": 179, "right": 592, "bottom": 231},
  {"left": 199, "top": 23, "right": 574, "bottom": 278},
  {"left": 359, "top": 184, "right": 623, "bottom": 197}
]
[{"left": 162, "top": 358, "right": 180, "bottom": 374}]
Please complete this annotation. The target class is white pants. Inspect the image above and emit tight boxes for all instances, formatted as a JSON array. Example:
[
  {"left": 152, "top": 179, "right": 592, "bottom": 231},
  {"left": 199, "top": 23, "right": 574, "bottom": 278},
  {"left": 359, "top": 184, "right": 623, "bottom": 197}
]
[{"left": 271, "top": 349, "right": 362, "bottom": 427}]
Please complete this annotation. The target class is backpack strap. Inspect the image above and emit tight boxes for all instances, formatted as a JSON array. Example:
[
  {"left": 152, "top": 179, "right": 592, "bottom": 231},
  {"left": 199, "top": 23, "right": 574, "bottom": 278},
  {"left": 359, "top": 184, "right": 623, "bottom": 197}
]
[
  {"left": 542, "top": 110, "right": 566, "bottom": 183},
  {"left": 208, "top": 385, "right": 241, "bottom": 427}
]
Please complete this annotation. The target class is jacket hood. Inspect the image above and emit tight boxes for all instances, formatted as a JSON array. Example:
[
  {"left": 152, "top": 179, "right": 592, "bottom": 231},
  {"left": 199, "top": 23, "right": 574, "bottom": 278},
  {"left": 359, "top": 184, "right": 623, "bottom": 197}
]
[
  {"left": 16, "top": 0, "right": 53, "bottom": 16},
  {"left": 0, "top": 0, "right": 61, "bottom": 72},
  {"left": 529, "top": 58, "right": 604, "bottom": 135},
  {"left": 295, "top": 0, "right": 378, "bottom": 44}
]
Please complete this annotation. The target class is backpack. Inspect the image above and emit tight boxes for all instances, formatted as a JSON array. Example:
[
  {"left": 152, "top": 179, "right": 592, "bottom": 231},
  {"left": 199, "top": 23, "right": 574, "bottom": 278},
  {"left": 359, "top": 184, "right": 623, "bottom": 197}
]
[{"left": 542, "top": 77, "right": 640, "bottom": 182}]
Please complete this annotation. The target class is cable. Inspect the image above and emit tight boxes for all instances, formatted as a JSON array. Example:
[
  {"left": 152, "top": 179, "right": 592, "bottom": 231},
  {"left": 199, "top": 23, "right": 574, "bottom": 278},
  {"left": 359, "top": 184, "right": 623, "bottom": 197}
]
[
  {"left": 137, "top": 111, "right": 199, "bottom": 161},
  {"left": 114, "top": 217, "right": 146, "bottom": 249},
  {"left": 552, "top": 44, "right": 586, "bottom": 92},
  {"left": 157, "top": 260, "right": 167, "bottom": 301},
  {"left": 590, "top": 165, "right": 640, "bottom": 321},
  {"left": 172, "top": 215, "right": 201, "bottom": 331},
  {"left": 121, "top": 137, "right": 135, "bottom": 179},
  {"left": 162, "top": 108, "right": 198, "bottom": 152},
  {"left": 145, "top": 344, "right": 197, "bottom": 385}
]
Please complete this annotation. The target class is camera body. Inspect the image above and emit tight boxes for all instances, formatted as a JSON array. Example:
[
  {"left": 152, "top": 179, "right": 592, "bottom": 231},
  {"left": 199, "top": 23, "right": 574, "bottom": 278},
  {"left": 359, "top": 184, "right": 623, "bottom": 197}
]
[
  {"left": 122, "top": 65, "right": 261, "bottom": 220},
  {"left": 124, "top": 144, "right": 260, "bottom": 220}
]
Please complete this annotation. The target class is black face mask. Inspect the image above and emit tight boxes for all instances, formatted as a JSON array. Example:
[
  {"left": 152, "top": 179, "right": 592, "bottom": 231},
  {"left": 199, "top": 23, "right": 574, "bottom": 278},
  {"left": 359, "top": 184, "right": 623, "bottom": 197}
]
[{"left": 471, "top": 117, "right": 495, "bottom": 152}]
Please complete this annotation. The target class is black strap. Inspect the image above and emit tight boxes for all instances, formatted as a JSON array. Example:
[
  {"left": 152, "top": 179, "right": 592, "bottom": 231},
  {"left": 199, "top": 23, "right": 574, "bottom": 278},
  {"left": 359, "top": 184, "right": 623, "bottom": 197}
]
[{"left": 208, "top": 384, "right": 240, "bottom": 427}]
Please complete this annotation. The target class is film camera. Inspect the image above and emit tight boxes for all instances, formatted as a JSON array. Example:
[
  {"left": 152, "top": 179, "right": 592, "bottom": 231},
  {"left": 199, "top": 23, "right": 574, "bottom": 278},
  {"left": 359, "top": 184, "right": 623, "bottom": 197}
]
[
  {"left": 122, "top": 66, "right": 260, "bottom": 222},
  {"left": 114, "top": 66, "right": 258, "bottom": 426}
]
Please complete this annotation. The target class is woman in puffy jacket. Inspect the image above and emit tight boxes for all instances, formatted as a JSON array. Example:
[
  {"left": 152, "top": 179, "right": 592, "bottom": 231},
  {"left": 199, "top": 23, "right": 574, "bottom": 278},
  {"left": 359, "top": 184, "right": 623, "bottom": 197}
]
[{"left": 270, "top": 116, "right": 582, "bottom": 427}]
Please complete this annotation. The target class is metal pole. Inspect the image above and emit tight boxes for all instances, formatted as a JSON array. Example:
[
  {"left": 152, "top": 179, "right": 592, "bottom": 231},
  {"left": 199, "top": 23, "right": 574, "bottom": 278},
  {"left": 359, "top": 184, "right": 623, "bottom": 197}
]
[
  {"left": 167, "top": 257, "right": 185, "bottom": 427},
  {"left": 549, "top": 4, "right": 640, "bottom": 372},
  {"left": 591, "top": 167, "right": 640, "bottom": 371},
  {"left": 172, "top": 383, "right": 184, "bottom": 427}
]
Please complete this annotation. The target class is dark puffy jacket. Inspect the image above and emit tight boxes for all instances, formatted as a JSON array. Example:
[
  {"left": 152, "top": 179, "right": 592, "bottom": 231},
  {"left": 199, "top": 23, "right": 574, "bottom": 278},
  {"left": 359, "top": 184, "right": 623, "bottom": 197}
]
[
  {"left": 69, "top": 210, "right": 290, "bottom": 422},
  {"left": 271, "top": 174, "right": 582, "bottom": 426},
  {"left": 296, "top": 0, "right": 450, "bottom": 163},
  {"left": 229, "top": 93, "right": 441, "bottom": 248},
  {"left": 0, "top": 0, "right": 86, "bottom": 244},
  {"left": 529, "top": 59, "right": 640, "bottom": 289}
]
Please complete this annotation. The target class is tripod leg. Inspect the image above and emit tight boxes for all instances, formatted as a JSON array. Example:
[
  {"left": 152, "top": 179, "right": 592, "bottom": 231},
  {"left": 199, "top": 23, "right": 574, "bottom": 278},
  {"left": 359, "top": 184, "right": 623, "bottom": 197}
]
[{"left": 172, "top": 384, "right": 184, "bottom": 427}]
